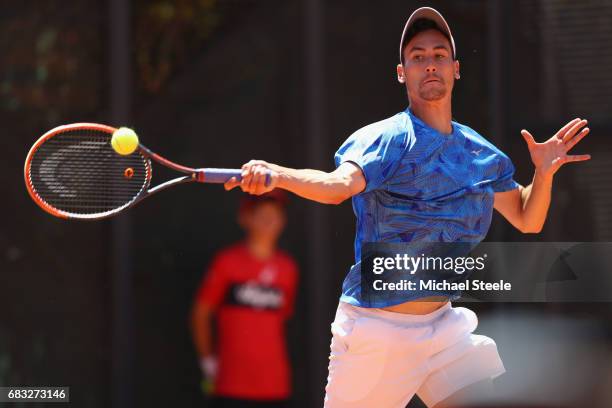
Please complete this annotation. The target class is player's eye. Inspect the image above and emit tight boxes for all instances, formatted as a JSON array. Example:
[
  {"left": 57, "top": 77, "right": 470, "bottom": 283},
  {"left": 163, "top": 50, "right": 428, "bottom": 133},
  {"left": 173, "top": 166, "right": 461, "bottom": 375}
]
[
  {"left": 436, "top": 54, "right": 446, "bottom": 60},
  {"left": 413, "top": 55, "right": 423, "bottom": 62}
]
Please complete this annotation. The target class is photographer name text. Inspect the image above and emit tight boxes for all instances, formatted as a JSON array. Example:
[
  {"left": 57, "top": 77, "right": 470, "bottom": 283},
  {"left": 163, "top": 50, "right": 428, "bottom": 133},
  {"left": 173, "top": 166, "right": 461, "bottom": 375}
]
[{"left": 372, "top": 279, "right": 511, "bottom": 292}]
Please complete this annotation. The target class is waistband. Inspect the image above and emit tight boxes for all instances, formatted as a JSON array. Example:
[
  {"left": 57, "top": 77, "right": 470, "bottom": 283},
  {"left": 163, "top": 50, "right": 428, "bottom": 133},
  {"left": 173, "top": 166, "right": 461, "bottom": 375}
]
[{"left": 339, "top": 300, "right": 452, "bottom": 324}]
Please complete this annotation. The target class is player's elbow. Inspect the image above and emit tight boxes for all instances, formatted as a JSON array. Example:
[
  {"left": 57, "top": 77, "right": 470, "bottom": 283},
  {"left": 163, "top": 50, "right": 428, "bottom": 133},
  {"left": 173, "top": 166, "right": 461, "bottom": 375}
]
[
  {"left": 321, "top": 164, "right": 365, "bottom": 205},
  {"left": 189, "top": 306, "right": 200, "bottom": 331},
  {"left": 330, "top": 187, "right": 353, "bottom": 204},
  {"left": 323, "top": 193, "right": 350, "bottom": 205},
  {"left": 321, "top": 175, "right": 357, "bottom": 205},
  {"left": 190, "top": 302, "right": 212, "bottom": 329},
  {"left": 519, "top": 222, "right": 543, "bottom": 234},
  {"left": 523, "top": 226, "right": 543, "bottom": 234}
]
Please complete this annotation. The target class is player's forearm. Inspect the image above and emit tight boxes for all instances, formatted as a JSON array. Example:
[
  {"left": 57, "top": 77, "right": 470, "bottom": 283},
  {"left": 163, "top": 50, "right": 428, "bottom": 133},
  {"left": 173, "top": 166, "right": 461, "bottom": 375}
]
[
  {"left": 520, "top": 171, "right": 553, "bottom": 233},
  {"left": 273, "top": 165, "right": 355, "bottom": 205},
  {"left": 193, "top": 330, "right": 213, "bottom": 357},
  {"left": 191, "top": 309, "right": 214, "bottom": 357}
]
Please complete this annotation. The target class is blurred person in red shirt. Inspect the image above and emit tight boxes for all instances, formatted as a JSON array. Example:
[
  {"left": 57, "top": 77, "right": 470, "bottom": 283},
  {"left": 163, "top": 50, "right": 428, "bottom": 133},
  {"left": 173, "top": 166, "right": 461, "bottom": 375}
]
[{"left": 191, "top": 190, "right": 299, "bottom": 408}]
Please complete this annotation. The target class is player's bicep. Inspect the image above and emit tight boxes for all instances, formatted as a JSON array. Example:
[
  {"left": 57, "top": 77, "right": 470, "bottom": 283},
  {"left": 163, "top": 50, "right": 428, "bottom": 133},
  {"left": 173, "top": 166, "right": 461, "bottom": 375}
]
[
  {"left": 334, "top": 161, "right": 366, "bottom": 198},
  {"left": 493, "top": 186, "right": 524, "bottom": 231}
]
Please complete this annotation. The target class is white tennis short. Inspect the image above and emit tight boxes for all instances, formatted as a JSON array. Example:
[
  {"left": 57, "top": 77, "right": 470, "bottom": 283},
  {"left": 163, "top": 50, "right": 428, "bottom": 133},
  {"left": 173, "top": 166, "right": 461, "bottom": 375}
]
[{"left": 324, "top": 301, "right": 505, "bottom": 408}]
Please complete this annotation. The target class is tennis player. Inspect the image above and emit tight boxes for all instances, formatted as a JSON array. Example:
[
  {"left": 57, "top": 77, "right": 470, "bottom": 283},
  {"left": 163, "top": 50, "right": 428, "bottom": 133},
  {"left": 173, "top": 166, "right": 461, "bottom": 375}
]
[{"left": 225, "top": 7, "right": 590, "bottom": 407}]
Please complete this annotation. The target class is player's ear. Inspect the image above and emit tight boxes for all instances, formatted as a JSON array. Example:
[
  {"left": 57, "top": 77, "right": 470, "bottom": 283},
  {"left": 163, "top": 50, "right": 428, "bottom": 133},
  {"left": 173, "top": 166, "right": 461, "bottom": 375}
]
[
  {"left": 397, "top": 64, "right": 406, "bottom": 84},
  {"left": 454, "top": 59, "right": 461, "bottom": 80}
]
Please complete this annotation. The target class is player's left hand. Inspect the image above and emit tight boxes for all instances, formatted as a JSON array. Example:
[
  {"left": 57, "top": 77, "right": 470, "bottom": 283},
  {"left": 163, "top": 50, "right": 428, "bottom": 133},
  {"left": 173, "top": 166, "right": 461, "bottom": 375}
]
[{"left": 521, "top": 118, "right": 591, "bottom": 179}]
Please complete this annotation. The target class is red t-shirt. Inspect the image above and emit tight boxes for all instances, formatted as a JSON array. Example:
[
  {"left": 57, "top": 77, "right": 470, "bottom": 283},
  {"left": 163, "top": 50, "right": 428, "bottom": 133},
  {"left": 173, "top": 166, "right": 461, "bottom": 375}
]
[{"left": 196, "top": 242, "right": 298, "bottom": 400}]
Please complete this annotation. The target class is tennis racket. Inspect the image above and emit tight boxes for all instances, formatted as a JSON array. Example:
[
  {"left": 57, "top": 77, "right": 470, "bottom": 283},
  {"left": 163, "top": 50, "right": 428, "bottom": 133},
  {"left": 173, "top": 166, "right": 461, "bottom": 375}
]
[{"left": 24, "top": 123, "right": 263, "bottom": 220}]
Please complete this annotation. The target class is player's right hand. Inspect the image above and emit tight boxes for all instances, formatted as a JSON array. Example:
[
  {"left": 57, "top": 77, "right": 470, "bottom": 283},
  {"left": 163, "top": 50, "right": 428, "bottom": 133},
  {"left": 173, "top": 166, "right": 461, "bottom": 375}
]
[
  {"left": 199, "top": 356, "right": 217, "bottom": 396},
  {"left": 200, "top": 355, "right": 218, "bottom": 380},
  {"left": 224, "top": 160, "right": 279, "bottom": 195}
]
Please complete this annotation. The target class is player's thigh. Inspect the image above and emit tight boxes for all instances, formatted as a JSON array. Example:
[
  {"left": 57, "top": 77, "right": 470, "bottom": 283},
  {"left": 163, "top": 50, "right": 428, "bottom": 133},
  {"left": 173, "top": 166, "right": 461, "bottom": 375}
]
[
  {"left": 416, "top": 334, "right": 504, "bottom": 408},
  {"left": 325, "top": 311, "right": 390, "bottom": 404},
  {"left": 324, "top": 305, "right": 427, "bottom": 408}
]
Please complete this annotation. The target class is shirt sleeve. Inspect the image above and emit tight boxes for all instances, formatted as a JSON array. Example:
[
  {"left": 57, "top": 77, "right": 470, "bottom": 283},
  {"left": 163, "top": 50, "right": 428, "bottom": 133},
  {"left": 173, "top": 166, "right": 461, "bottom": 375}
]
[
  {"left": 196, "top": 253, "right": 230, "bottom": 310},
  {"left": 491, "top": 156, "right": 520, "bottom": 192},
  {"left": 281, "top": 258, "right": 299, "bottom": 319},
  {"left": 334, "top": 122, "right": 413, "bottom": 193}
]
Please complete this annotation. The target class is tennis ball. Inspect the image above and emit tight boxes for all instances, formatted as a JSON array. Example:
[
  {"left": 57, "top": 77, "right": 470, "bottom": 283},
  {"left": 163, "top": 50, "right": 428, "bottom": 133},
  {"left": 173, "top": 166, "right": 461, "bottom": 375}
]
[{"left": 111, "top": 127, "right": 139, "bottom": 155}]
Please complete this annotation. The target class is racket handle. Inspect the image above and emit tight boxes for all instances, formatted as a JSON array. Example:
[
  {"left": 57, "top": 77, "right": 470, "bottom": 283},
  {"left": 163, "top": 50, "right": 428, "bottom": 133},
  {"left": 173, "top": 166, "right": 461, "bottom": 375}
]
[
  {"left": 197, "top": 169, "right": 241, "bottom": 183},
  {"left": 196, "top": 169, "right": 271, "bottom": 186}
]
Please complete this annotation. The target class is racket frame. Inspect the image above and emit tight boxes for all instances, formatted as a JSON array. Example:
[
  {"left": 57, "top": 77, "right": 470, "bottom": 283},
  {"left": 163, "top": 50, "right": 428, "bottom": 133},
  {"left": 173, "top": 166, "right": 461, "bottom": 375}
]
[{"left": 24, "top": 123, "right": 240, "bottom": 220}]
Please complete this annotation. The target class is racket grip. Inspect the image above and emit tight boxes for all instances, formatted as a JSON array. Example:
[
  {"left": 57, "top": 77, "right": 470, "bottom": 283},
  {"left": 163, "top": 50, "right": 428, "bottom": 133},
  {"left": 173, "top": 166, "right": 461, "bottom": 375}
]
[
  {"left": 197, "top": 169, "right": 241, "bottom": 183},
  {"left": 196, "top": 169, "right": 271, "bottom": 186}
]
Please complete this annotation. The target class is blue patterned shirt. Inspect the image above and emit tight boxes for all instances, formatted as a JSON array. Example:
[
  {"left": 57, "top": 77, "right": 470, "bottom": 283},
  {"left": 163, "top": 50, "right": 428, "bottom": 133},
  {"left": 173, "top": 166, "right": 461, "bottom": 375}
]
[{"left": 334, "top": 108, "right": 520, "bottom": 307}]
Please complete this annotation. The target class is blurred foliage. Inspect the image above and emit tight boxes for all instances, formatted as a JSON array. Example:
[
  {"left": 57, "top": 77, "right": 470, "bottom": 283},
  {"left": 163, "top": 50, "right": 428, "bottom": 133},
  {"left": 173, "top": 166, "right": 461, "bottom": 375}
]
[
  {"left": 135, "top": 0, "right": 220, "bottom": 94},
  {"left": 0, "top": 1, "right": 104, "bottom": 123},
  {"left": 0, "top": 0, "right": 222, "bottom": 122}
]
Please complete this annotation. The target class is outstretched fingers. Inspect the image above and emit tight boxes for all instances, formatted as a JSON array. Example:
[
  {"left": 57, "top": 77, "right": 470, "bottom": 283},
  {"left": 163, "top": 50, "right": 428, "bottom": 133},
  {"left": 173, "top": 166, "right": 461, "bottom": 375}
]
[
  {"left": 521, "top": 129, "right": 536, "bottom": 146},
  {"left": 555, "top": 118, "right": 582, "bottom": 139},
  {"left": 565, "top": 127, "right": 590, "bottom": 151},
  {"left": 562, "top": 119, "right": 588, "bottom": 143},
  {"left": 564, "top": 154, "right": 591, "bottom": 164}
]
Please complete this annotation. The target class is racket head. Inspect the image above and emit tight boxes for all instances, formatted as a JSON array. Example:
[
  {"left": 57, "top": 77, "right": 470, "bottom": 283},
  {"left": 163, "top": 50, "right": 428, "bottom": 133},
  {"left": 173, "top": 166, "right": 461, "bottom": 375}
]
[{"left": 24, "top": 123, "right": 152, "bottom": 220}]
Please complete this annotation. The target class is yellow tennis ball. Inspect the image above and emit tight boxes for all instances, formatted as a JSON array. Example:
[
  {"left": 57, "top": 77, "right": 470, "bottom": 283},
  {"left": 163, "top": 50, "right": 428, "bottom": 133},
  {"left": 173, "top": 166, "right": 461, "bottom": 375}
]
[{"left": 111, "top": 127, "right": 139, "bottom": 155}]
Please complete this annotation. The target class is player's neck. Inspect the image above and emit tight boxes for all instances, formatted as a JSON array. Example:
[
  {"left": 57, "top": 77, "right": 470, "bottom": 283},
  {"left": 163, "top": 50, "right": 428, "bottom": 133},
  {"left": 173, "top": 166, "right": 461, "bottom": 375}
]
[
  {"left": 409, "top": 101, "right": 453, "bottom": 135},
  {"left": 245, "top": 237, "right": 276, "bottom": 260}
]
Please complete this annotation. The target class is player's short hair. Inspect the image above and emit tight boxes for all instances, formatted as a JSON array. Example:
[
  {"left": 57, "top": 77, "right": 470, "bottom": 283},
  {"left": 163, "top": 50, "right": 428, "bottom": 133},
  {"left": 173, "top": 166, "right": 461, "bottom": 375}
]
[{"left": 400, "top": 18, "right": 455, "bottom": 64}]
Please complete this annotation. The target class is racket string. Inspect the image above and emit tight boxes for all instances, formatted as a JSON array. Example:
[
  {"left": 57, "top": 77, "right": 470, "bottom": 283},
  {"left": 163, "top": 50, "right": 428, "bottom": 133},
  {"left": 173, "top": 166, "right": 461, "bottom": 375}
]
[{"left": 28, "top": 129, "right": 150, "bottom": 215}]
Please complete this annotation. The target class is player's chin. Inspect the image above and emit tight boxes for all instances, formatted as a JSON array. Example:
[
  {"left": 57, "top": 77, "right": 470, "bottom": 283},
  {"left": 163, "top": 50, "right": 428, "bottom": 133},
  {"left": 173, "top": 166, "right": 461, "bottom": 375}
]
[{"left": 419, "top": 84, "right": 447, "bottom": 101}]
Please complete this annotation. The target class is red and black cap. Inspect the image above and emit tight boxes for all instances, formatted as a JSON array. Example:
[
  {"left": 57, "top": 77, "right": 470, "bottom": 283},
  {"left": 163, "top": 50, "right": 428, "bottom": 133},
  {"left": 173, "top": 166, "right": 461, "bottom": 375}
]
[{"left": 239, "top": 189, "right": 288, "bottom": 213}]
